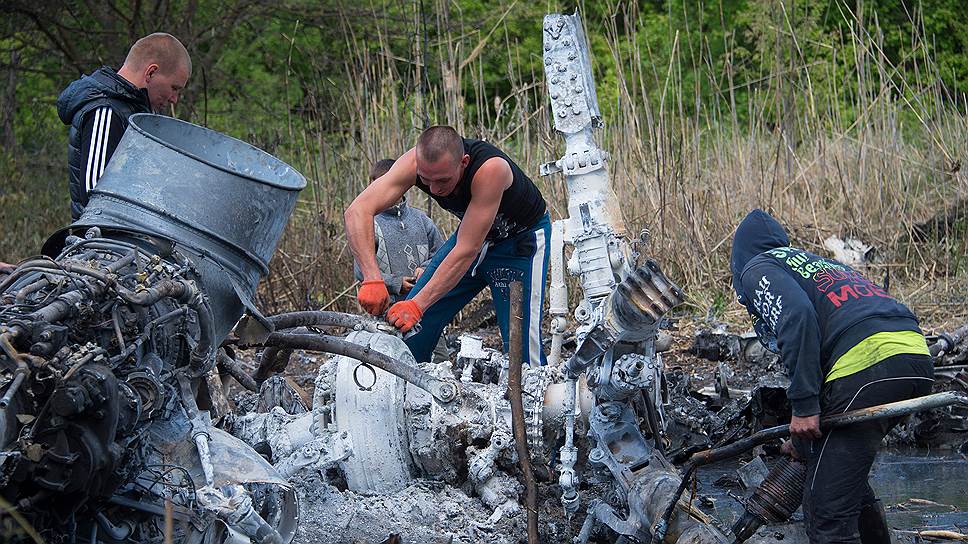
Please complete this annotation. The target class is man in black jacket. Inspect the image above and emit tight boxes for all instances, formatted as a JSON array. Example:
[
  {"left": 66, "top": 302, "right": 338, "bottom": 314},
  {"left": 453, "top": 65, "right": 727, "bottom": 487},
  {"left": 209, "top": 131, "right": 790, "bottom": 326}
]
[
  {"left": 57, "top": 33, "right": 191, "bottom": 220},
  {"left": 730, "top": 209, "right": 933, "bottom": 543}
]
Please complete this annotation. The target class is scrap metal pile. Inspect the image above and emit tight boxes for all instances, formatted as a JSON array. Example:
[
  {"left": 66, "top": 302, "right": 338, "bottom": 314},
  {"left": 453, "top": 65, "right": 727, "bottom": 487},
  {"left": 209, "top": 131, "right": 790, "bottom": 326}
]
[{"left": 0, "top": 114, "right": 304, "bottom": 543}]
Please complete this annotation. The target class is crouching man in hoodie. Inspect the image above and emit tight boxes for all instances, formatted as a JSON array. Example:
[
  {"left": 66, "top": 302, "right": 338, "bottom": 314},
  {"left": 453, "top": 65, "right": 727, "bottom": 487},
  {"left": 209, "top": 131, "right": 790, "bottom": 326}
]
[
  {"left": 730, "top": 209, "right": 933, "bottom": 543},
  {"left": 57, "top": 33, "right": 191, "bottom": 220}
]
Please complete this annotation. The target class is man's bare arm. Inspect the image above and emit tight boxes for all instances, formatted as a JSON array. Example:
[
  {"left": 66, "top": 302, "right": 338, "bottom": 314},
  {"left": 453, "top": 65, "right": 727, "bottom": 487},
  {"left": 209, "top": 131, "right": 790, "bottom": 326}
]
[
  {"left": 409, "top": 157, "right": 512, "bottom": 311},
  {"left": 344, "top": 148, "right": 417, "bottom": 281}
]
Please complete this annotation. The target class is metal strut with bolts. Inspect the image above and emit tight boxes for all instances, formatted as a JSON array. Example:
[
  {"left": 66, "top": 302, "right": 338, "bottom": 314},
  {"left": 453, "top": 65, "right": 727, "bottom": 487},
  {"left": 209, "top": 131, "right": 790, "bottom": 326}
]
[{"left": 650, "top": 391, "right": 968, "bottom": 544}]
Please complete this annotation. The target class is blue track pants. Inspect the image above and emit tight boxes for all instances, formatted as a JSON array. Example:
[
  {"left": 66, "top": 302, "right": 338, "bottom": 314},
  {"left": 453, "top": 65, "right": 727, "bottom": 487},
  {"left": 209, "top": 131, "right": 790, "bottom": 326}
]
[{"left": 405, "top": 213, "right": 551, "bottom": 366}]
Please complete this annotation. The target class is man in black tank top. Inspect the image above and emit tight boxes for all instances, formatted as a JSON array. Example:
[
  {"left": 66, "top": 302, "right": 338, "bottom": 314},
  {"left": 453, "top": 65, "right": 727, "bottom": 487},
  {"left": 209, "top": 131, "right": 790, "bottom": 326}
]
[{"left": 345, "top": 126, "right": 550, "bottom": 366}]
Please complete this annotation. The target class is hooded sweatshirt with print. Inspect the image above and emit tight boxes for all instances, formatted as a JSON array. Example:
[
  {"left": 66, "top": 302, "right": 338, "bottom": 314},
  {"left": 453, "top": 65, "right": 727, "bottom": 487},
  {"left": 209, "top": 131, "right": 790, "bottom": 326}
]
[{"left": 730, "top": 209, "right": 925, "bottom": 416}]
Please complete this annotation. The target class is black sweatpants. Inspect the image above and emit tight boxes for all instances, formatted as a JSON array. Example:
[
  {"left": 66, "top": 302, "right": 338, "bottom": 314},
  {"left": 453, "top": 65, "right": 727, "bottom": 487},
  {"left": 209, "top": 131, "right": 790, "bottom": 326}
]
[{"left": 795, "top": 353, "right": 934, "bottom": 543}]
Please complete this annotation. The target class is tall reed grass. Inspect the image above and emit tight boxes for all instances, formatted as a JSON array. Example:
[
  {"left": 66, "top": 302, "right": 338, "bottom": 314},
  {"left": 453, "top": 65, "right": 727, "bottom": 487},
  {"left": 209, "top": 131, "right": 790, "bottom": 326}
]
[{"left": 235, "top": 3, "right": 968, "bottom": 325}]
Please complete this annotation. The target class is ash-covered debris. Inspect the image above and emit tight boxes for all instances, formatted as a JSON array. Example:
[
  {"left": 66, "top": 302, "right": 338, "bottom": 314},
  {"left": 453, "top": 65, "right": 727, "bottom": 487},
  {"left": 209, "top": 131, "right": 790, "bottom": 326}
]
[
  {"left": 928, "top": 323, "right": 968, "bottom": 367},
  {"left": 688, "top": 325, "right": 780, "bottom": 377},
  {"left": 292, "top": 473, "right": 527, "bottom": 544},
  {"left": 290, "top": 475, "right": 603, "bottom": 544}
]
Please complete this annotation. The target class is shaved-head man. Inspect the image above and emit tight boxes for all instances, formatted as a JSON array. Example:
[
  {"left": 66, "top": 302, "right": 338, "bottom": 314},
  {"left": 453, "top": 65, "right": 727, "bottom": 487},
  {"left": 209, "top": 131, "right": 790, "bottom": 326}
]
[
  {"left": 58, "top": 33, "right": 191, "bottom": 220},
  {"left": 345, "top": 126, "right": 551, "bottom": 366}
]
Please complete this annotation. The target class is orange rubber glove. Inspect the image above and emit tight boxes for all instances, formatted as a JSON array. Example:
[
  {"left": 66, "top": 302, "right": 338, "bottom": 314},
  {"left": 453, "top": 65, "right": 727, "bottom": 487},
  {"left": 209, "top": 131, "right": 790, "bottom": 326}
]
[
  {"left": 386, "top": 300, "right": 423, "bottom": 333},
  {"left": 357, "top": 280, "right": 390, "bottom": 316}
]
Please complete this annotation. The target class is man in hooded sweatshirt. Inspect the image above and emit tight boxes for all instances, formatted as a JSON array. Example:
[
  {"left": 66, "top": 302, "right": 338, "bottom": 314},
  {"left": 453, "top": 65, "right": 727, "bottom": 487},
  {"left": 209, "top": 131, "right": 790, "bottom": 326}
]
[
  {"left": 729, "top": 209, "right": 933, "bottom": 543},
  {"left": 57, "top": 33, "right": 191, "bottom": 220}
]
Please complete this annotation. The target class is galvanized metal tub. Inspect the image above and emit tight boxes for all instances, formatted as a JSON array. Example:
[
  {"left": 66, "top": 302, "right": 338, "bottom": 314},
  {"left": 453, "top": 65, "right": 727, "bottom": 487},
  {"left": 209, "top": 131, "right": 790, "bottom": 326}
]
[{"left": 46, "top": 114, "right": 305, "bottom": 337}]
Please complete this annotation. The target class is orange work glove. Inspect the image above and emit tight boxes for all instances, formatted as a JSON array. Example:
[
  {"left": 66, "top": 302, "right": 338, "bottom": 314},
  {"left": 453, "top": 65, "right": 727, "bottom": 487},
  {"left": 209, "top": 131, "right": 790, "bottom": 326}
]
[
  {"left": 386, "top": 300, "right": 423, "bottom": 333},
  {"left": 357, "top": 280, "right": 390, "bottom": 315}
]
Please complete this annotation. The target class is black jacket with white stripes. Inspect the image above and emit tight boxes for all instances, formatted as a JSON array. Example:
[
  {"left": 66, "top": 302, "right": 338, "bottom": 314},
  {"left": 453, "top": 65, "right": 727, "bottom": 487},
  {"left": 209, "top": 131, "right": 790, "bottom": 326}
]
[{"left": 57, "top": 67, "right": 151, "bottom": 220}]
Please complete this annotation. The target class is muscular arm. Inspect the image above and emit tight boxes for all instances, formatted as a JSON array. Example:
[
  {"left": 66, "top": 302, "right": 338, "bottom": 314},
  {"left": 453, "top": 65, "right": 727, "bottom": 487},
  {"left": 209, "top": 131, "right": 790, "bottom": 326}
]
[
  {"left": 344, "top": 148, "right": 417, "bottom": 282},
  {"left": 409, "top": 157, "right": 512, "bottom": 311}
]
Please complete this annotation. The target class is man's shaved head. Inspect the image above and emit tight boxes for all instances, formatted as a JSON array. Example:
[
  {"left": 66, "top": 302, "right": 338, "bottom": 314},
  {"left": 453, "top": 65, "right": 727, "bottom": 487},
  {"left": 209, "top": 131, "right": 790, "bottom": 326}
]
[
  {"left": 118, "top": 33, "right": 192, "bottom": 114},
  {"left": 124, "top": 33, "right": 192, "bottom": 76},
  {"left": 416, "top": 126, "right": 464, "bottom": 164},
  {"left": 414, "top": 126, "right": 470, "bottom": 197}
]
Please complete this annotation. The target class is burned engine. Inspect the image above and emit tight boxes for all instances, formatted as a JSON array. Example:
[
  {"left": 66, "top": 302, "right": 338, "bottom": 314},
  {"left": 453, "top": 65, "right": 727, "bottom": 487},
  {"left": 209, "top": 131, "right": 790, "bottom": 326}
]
[{"left": 0, "top": 113, "right": 304, "bottom": 543}]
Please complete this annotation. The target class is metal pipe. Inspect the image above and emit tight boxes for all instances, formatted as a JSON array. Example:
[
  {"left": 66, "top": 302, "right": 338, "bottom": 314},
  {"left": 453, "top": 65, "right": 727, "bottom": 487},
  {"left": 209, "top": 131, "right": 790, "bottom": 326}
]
[
  {"left": 254, "top": 346, "right": 290, "bottom": 384},
  {"left": 930, "top": 325, "right": 968, "bottom": 358},
  {"left": 263, "top": 332, "right": 459, "bottom": 404},
  {"left": 176, "top": 373, "right": 216, "bottom": 487},
  {"left": 218, "top": 350, "right": 259, "bottom": 392},
  {"left": 507, "top": 281, "right": 538, "bottom": 544},
  {"left": 558, "top": 377, "right": 580, "bottom": 516},
  {"left": 548, "top": 220, "right": 568, "bottom": 367},
  {"left": 0, "top": 332, "right": 29, "bottom": 409},
  {"left": 651, "top": 391, "right": 968, "bottom": 543},
  {"left": 15, "top": 277, "right": 50, "bottom": 304},
  {"left": 107, "top": 495, "right": 193, "bottom": 522},
  {"left": 0, "top": 368, "right": 27, "bottom": 409},
  {"left": 266, "top": 311, "right": 374, "bottom": 332}
]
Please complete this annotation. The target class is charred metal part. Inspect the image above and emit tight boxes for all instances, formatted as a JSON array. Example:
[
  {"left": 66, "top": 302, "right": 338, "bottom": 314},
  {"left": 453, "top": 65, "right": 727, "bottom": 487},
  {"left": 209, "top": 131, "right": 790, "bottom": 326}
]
[
  {"left": 929, "top": 324, "right": 968, "bottom": 364},
  {"left": 266, "top": 311, "right": 379, "bottom": 332},
  {"left": 196, "top": 484, "right": 284, "bottom": 544},
  {"left": 558, "top": 377, "right": 580, "bottom": 516},
  {"left": 262, "top": 332, "right": 459, "bottom": 404},
  {"left": 564, "top": 260, "right": 684, "bottom": 380},
  {"left": 248, "top": 313, "right": 384, "bottom": 384},
  {"left": 219, "top": 349, "right": 260, "bottom": 392},
  {"left": 538, "top": 13, "right": 720, "bottom": 541},
  {"left": 541, "top": 13, "right": 620, "bottom": 307},
  {"left": 732, "top": 457, "right": 807, "bottom": 542},
  {"left": 46, "top": 113, "right": 304, "bottom": 342},
  {"left": 0, "top": 114, "right": 304, "bottom": 541},
  {"left": 256, "top": 346, "right": 293, "bottom": 385}
]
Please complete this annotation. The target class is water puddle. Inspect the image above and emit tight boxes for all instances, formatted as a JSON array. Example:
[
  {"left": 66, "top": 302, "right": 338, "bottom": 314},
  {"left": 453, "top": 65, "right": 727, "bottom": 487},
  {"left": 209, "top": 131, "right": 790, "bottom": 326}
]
[{"left": 695, "top": 447, "right": 968, "bottom": 533}]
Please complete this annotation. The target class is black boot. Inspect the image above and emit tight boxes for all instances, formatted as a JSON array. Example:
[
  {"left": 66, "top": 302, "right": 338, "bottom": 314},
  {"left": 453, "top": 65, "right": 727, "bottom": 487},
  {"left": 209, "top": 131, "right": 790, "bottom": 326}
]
[{"left": 858, "top": 499, "right": 891, "bottom": 544}]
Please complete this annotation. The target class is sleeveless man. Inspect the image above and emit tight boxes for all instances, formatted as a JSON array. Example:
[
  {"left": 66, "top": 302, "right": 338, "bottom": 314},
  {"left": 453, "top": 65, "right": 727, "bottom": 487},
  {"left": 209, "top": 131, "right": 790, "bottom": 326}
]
[{"left": 345, "top": 126, "right": 550, "bottom": 366}]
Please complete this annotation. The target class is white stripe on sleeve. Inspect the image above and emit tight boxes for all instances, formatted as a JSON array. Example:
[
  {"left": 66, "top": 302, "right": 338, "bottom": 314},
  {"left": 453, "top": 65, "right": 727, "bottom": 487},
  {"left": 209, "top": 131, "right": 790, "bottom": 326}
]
[
  {"left": 93, "top": 108, "right": 113, "bottom": 189},
  {"left": 88, "top": 108, "right": 109, "bottom": 192},
  {"left": 84, "top": 108, "right": 104, "bottom": 193}
]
